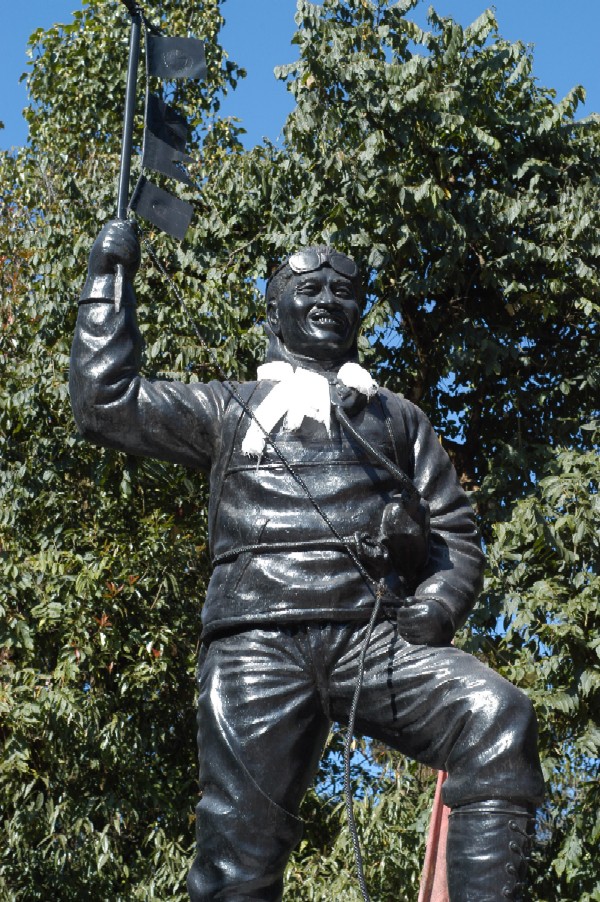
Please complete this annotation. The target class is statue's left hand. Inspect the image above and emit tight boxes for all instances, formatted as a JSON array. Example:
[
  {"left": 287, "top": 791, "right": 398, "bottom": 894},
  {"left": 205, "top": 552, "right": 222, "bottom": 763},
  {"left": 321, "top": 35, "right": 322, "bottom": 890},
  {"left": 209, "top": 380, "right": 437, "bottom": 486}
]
[{"left": 395, "top": 597, "right": 455, "bottom": 646}]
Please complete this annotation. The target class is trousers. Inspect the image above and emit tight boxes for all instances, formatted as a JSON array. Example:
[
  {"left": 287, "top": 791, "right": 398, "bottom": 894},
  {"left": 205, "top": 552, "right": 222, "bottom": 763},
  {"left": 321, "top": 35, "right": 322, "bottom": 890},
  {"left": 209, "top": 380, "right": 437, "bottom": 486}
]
[{"left": 187, "top": 621, "right": 544, "bottom": 901}]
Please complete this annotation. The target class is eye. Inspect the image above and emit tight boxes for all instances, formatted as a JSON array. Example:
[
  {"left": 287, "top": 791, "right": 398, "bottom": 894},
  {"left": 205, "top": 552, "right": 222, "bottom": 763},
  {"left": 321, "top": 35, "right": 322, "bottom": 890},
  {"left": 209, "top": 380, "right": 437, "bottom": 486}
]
[
  {"left": 332, "top": 281, "right": 354, "bottom": 299},
  {"left": 296, "top": 279, "right": 321, "bottom": 295}
]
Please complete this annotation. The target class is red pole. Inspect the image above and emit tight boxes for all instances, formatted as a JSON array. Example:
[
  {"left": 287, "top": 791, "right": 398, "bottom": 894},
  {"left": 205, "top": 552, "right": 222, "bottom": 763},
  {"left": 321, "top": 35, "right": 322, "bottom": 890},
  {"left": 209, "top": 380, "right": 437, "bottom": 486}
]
[{"left": 418, "top": 771, "right": 450, "bottom": 902}]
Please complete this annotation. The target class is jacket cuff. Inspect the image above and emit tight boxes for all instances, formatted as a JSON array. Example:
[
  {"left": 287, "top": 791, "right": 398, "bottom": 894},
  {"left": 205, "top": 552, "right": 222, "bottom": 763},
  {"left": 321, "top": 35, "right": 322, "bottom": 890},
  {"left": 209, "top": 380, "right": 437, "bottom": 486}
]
[
  {"left": 414, "top": 582, "right": 474, "bottom": 631},
  {"left": 79, "top": 274, "right": 136, "bottom": 306},
  {"left": 427, "top": 597, "right": 457, "bottom": 632}
]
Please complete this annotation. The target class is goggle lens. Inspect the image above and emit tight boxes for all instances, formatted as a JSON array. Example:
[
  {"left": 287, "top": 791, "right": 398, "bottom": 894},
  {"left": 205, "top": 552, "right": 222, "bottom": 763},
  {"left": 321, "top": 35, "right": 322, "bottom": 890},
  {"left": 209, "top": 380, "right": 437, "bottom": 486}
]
[{"left": 286, "top": 248, "right": 358, "bottom": 279}]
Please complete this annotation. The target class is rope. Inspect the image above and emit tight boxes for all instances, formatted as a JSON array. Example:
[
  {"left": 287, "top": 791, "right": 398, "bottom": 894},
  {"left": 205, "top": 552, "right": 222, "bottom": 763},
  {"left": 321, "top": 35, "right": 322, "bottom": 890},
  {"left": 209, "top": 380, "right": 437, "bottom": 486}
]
[{"left": 343, "top": 583, "right": 386, "bottom": 902}]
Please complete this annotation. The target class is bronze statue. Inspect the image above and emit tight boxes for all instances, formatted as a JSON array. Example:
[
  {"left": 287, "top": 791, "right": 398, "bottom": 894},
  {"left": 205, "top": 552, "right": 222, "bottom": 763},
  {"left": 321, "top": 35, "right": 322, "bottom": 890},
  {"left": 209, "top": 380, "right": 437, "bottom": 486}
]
[{"left": 70, "top": 220, "right": 544, "bottom": 901}]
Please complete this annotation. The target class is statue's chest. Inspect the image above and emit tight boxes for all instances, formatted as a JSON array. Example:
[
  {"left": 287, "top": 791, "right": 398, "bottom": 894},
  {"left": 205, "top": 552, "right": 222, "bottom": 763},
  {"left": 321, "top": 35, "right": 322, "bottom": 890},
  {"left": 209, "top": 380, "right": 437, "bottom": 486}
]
[{"left": 235, "top": 392, "right": 399, "bottom": 468}]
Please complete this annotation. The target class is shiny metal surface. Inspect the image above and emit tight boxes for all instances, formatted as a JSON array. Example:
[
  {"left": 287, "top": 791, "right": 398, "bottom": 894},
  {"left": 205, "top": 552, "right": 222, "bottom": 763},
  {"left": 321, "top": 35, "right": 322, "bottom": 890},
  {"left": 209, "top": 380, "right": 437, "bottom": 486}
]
[{"left": 70, "top": 225, "right": 544, "bottom": 902}]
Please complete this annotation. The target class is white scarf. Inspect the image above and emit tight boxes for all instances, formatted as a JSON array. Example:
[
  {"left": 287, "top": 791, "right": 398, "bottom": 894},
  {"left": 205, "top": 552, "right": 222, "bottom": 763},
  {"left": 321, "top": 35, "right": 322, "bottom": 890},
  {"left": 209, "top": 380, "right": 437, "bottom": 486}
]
[{"left": 241, "top": 361, "right": 378, "bottom": 457}]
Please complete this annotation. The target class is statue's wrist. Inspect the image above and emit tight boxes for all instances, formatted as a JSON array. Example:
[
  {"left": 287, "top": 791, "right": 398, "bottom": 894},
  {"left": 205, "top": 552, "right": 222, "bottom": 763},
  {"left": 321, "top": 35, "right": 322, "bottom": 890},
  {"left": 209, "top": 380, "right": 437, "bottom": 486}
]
[
  {"left": 429, "top": 597, "right": 456, "bottom": 631},
  {"left": 413, "top": 595, "right": 456, "bottom": 630},
  {"left": 79, "top": 273, "right": 135, "bottom": 306}
]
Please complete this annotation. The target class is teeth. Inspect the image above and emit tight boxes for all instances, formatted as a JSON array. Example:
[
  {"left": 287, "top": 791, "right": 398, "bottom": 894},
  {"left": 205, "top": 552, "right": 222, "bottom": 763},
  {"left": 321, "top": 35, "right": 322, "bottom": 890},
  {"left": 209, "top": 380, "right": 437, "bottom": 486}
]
[{"left": 313, "top": 312, "right": 340, "bottom": 325}]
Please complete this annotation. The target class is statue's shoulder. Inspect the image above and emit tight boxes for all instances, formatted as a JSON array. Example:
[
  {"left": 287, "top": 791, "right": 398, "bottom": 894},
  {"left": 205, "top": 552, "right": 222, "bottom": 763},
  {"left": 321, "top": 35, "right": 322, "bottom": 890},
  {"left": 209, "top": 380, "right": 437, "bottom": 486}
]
[
  {"left": 378, "top": 385, "right": 423, "bottom": 413},
  {"left": 376, "top": 387, "right": 432, "bottom": 434},
  {"left": 377, "top": 384, "right": 403, "bottom": 401},
  {"left": 213, "top": 378, "right": 262, "bottom": 414},
  {"left": 185, "top": 379, "right": 260, "bottom": 422},
  {"left": 377, "top": 384, "right": 408, "bottom": 414}
]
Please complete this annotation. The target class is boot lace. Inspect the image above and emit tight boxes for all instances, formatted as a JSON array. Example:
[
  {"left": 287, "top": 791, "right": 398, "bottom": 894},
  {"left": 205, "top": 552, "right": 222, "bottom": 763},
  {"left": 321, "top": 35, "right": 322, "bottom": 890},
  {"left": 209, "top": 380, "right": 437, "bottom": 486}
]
[{"left": 501, "top": 819, "right": 533, "bottom": 899}]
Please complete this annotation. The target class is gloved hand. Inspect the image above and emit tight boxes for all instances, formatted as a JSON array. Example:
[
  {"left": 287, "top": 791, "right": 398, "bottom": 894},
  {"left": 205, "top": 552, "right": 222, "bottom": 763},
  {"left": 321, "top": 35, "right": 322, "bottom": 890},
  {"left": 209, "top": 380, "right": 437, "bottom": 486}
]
[
  {"left": 380, "top": 493, "right": 430, "bottom": 576},
  {"left": 87, "top": 218, "right": 141, "bottom": 281},
  {"left": 395, "top": 597, "right": 455, "bottom": 646}
]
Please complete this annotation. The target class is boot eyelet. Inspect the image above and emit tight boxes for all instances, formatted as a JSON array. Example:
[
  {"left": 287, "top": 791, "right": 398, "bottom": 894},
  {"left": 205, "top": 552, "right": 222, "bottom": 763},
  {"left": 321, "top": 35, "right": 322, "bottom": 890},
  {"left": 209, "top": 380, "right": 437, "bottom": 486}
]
[
  {"left": 506, "top": 863, "right": 517, "bottom": 876},
  {"left": 509, "top": 841, "right": 520, "bottom": 853}
]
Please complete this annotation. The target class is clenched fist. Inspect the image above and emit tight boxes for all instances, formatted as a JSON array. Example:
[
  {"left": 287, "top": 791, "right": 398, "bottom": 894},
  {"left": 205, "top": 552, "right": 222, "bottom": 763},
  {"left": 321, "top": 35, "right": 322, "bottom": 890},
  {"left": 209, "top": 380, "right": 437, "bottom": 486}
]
[
  {"left": 87, "top": 218, "right": 141, "bottom": 282},
  {"left": 395, "top": 597, "right": 455, "bottom": 646}
]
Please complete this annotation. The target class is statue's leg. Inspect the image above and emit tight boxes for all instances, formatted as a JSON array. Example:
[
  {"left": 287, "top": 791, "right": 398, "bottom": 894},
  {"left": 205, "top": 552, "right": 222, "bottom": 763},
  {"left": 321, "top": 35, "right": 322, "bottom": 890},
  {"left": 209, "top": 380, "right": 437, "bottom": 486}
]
[
  {"left": 326, "top": 620, "right": 545, "bottom": 899},
  {"left": 186, "top": 627, "right": 330, "bottom": 902},
  {"left": 445, "top": 800, "right": 535, "bottom": 902}
]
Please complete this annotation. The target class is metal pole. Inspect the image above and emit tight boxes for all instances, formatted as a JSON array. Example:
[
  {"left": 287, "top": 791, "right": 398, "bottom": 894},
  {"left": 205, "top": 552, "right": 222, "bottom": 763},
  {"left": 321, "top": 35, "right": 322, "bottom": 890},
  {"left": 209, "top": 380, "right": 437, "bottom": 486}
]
[
  {"left": 114, "top": 1, "right": 142, "bottom": 309},
  {"left": 116, "top": 3, "right": 142, "bottom": 219}
]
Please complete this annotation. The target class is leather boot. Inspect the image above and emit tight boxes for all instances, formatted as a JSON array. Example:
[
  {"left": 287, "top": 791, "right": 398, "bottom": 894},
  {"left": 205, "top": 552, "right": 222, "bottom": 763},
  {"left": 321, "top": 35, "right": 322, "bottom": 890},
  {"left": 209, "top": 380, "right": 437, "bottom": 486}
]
[{"left": 446, "top": 800, "right": 535, "bottom": 901}]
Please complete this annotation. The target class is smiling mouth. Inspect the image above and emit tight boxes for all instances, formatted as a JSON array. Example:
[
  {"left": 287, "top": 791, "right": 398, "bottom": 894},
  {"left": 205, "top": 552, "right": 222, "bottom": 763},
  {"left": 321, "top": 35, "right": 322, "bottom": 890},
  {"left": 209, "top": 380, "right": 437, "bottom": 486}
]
[{"left": 310, "top": 309, "right": 346, "bottom": 329}]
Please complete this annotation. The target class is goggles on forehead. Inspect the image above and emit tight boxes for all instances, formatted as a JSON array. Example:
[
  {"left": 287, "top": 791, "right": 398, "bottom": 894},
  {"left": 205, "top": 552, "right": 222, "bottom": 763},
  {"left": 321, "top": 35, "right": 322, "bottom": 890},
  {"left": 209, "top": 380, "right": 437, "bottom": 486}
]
[{"left": 272, "top": 247, "right": 360, "bottom": 281}]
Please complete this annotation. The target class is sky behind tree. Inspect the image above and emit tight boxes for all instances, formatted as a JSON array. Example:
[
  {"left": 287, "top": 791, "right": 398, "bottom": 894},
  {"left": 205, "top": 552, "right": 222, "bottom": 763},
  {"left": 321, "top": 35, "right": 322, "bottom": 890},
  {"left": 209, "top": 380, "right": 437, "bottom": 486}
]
[{"left": 2, "top": 0, "right": 599, "bottom": 151}]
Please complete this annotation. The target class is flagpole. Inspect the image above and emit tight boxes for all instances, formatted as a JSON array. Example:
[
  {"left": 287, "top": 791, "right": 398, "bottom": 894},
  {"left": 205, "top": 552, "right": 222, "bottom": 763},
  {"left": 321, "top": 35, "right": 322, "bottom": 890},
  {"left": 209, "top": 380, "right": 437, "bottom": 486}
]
[
  {"left": 114, "top": 0, "right": 142, "bottom": 308},
  {"left": 117, "top": 0, "right": 143, "bottom": 219}
]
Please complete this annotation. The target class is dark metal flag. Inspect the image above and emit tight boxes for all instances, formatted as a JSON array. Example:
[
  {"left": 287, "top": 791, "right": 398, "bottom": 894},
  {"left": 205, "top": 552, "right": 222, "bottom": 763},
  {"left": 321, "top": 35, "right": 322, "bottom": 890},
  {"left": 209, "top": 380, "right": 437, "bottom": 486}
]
[
  {"left": 146, "top": 93, "right": 189, "bottom": 151},
  {"left": 130, "top": 176, "right": 194, "bottom": 241},
  {"left": 143, "top": 129, "right": 193, "bottom": 185},
  {"left": 147, "top": 34, "right": 207, "bottom": 80}
]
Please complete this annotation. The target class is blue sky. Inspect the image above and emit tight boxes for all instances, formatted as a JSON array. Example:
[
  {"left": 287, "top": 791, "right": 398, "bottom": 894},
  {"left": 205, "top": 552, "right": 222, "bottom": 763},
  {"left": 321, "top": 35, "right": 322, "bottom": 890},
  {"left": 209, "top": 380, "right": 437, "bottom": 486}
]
[{"left": 2, "top": 0, "right": 599, "bottom": 151}]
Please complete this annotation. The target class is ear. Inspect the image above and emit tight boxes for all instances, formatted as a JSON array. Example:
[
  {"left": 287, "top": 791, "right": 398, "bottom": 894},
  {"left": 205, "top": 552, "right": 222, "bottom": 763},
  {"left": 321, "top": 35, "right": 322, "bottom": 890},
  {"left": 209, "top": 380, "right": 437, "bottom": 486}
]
[{"left": 267, "top": 300, "right": 282, "bottom": 337}]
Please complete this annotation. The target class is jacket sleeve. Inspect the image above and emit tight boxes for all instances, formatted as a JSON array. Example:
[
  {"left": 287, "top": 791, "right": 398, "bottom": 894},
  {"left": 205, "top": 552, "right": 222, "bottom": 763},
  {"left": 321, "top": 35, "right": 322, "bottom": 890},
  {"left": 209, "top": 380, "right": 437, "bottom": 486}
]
[
  {"left": 392, "top": 394, "right": 485, "bottom": 629},
  {"left": 69, "top": 297, "right": 226, "bottom": 472}
]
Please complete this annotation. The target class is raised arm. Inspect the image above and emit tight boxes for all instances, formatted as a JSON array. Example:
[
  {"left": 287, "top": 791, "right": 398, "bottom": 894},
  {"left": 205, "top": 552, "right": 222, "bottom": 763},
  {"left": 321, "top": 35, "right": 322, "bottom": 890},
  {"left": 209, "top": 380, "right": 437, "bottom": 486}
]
[{"left": 70, "top": 220, "right": 226, "bottom": 472}]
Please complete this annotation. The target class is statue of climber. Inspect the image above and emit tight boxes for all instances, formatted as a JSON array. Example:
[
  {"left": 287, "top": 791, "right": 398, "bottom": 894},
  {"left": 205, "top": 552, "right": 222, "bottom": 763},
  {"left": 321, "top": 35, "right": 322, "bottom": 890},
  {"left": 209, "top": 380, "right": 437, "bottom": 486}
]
[{"left": 70, "top": 220, "right": 545, "bottom": 901}]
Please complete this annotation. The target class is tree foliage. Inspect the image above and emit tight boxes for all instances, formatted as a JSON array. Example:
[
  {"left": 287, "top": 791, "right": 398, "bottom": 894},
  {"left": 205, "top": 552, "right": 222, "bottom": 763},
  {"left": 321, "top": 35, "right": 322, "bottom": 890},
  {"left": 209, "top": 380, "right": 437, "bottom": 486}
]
[{"left": 1, "top": 1, "right": 599, "bottom": 899}]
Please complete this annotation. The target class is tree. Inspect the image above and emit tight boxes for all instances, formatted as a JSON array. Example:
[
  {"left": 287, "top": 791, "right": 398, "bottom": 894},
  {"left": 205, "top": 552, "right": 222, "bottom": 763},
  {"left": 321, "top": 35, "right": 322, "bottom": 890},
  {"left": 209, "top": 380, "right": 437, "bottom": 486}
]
[
  {"left": 1, "top": 0, "right": 598, "bottom": 899},
  {"left": 1, "top": 2, "right": 248, "bottom": 899}
]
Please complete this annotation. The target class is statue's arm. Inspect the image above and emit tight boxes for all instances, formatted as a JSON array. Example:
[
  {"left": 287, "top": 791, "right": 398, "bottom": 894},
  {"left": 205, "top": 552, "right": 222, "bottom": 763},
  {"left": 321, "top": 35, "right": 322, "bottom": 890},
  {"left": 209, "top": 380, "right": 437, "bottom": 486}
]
[
  {"left": 405, "top": 400, "right": 485, "bottom": 630},
  {"left": 385, "top": 395, "right": 485, "bottom": 645},
  {"left": 70, "top": 220, "right": 225, "bottom": 471}
]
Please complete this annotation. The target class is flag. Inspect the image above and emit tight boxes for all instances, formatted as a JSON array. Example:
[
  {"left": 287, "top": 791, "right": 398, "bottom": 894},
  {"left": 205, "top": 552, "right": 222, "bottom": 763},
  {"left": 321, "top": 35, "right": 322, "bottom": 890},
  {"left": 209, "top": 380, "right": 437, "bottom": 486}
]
[
  {"left": 126, "top": 33, "right": 207, "bottom": 241},
  {"left": 146, "top": 93, "right": 189, "bottom": 151},
  {"left": 147, "top": 34, "right": 207, "bottom": 80},
  {"left": 143, "top": 129, "right": 193, "bottom": 185},
  {"left": 130, "top": 176, "right": 194, "bottom": 241}
]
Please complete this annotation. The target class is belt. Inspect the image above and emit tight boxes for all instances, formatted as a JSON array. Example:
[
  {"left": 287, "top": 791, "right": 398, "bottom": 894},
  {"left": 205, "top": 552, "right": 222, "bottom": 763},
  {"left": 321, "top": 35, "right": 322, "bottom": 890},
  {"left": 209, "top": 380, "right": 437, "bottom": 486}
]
[{"left": 212, "top": 533, "right": 390, "bottom": 571}]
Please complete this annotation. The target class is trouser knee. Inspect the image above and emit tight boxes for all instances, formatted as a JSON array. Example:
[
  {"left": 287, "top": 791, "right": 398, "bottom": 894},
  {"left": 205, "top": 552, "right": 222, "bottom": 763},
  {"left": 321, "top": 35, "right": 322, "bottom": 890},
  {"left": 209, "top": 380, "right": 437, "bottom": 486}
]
[
  {"left": 187, "top": 782, "right": 303, "bottom": 902},
  {"left": 443, "top": 680, "right": 544, "bottom": 808}
]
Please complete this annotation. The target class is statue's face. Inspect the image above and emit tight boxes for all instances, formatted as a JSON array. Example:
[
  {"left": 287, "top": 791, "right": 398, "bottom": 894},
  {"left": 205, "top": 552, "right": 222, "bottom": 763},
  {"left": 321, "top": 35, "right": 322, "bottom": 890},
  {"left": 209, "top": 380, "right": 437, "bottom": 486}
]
[{"left": 268, "top": 266, "right": 361, "bottom": 361}]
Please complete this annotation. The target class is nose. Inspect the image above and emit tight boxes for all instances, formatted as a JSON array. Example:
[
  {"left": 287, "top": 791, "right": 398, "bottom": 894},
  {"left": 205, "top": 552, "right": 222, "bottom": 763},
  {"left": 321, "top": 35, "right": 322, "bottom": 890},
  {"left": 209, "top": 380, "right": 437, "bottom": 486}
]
[{"left": 316, "top": 285, "right": 340, "bottom": 307}]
